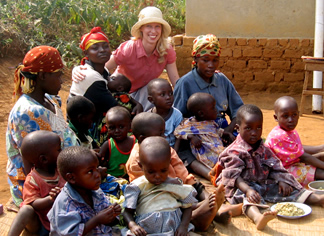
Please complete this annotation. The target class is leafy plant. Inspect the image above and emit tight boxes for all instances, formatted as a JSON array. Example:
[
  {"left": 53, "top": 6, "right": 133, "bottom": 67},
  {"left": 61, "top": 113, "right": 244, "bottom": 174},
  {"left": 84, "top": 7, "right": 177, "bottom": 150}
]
[{"left": 0, "top": 0, "right": 185, "bottom": 66}]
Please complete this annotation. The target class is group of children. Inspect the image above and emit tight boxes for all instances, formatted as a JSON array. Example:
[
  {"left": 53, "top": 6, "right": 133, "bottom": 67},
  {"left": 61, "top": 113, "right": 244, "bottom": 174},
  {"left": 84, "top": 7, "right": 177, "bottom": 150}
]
[{"left": 9, "top": 69, "right": 324, "bottom": 234}]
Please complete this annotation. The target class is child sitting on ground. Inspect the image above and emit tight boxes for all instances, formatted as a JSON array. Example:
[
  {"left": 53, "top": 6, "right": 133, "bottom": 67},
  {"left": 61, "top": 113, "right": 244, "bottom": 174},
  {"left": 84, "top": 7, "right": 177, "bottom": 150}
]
[
  {"left": 216, "top": 104, "right": 324, "bottom": 230},
  {"left": 8, "top": 130, "right": 65, "bottom": 236},
  {"left": 175, "top": 92, "right": 228, "bottom": 170},
  {"left": 67, "top": 95, "right": 99, "bottom": 149},
  {"left": 126, "top": 112, "right": 243, "bottom": 231},
  {"left": 265, "top": 96, "right": 324, "bottom": 186},
  {"left": 108, "top": 72, "right": 142, "bottom": 115},
  {"left": 123, "top": 136, "right": 198, "bottom": 235},
  {"left": 99, "top": 106, "right": 137, "bottom": 178},
  {"left": 147, "top": 78, "right": 183, "bottom": 149},
  {"left": 47, "top": 146, "right": 122, "bottom": 235}
]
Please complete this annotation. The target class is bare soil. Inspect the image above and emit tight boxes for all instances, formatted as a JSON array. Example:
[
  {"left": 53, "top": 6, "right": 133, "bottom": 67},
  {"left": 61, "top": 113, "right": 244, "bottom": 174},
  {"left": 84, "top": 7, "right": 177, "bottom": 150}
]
[{"left": 0, "top": 56, "right": 323, "bottom": 206}]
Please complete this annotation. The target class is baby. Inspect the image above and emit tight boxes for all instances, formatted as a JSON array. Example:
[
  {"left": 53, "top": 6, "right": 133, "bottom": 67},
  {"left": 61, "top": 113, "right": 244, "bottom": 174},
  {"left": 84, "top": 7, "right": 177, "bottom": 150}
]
[
  {"left": 265, "top": 96, "right": 324, "bottom": 186},
  {"left": 47, "top": 146, "right": 121, "bottom": 235},
  {"left": 216, "top": 104, "right": 324, "bottom": 230},
  {"left": 123, "top": 136, "right": 197, "bottom": 235},
  {"left": 147, "top": 78, "right": 183, "bottom": 149},
  {"left": 8, "top": 130, "right": 64, "bottom": 236},
  {"left": 108, "top": 72, "right": 142, "bottom": 115}
]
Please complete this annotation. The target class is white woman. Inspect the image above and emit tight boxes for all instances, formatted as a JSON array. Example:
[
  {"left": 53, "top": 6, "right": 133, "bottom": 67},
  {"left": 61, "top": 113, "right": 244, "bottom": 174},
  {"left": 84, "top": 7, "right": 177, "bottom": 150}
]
[{"left": 73, "top": 6, "right": 179, "bottom": 111}]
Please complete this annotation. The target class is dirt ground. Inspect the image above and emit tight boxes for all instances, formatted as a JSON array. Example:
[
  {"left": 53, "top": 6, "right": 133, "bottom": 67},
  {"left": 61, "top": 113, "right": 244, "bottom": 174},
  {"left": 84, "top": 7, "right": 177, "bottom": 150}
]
[{"left": 0, "top": 56, "right": 324, "bottom": 207}]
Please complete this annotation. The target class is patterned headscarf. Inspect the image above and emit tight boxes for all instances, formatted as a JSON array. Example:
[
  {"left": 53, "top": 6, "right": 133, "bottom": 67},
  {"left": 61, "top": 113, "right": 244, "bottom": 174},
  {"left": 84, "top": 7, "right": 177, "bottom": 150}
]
[
  {"left": 79, "top": 27, "right": 109, "bottom": 65},
  {"left": 13, "top": 46, "right": 63, "bottom": 102},
  {"left": 191, "top": 34, "right": 221, "bottom": 66}
]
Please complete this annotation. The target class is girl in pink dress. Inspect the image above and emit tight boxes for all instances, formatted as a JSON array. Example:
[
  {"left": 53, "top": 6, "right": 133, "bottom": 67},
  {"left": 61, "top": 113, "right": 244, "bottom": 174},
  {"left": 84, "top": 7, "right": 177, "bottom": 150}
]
[{"left": 265, "top": 96, "right": 324, "bottom": 186}]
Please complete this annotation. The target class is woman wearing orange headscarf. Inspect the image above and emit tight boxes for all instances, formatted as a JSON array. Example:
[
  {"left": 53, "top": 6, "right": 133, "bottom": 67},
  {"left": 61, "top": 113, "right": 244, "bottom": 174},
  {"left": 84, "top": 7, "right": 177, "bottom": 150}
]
[
  {"left": 7, "top": 46, "right": 78, "bottom": 207},
  {"left": 69, "top": 27, "right": 142, "bottom": 146}
]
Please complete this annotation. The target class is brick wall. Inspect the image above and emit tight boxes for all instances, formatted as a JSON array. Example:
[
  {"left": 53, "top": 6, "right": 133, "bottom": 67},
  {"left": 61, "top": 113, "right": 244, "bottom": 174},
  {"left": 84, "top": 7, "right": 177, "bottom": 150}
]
[{"left": 173, "top": 35, "right": 314, "bottom": 94}]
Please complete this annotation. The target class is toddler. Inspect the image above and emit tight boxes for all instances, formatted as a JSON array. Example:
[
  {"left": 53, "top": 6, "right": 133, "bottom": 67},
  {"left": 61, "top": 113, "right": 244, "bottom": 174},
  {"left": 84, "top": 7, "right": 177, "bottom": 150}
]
[
  {"left": 175, "top": 92, "right": 227, "bottom": 169},
  {"left": 126, "top": 112, "right": 242, "bottom": 231},
  {"left": 99, "top": 106, "right": 137, "bottom": 178},
  {"left": 8, "top": 130, "right": 64, "bottom": 236},
  {"left": 147, "top": 78, "right": 183, "bottom": 149},
  {"left": 108, "top": 72, "right": 143, "bottom": 115},
  {"left": 47, "top": 146, "right": 121, "bottom": 235},
  {"left": 265, "top": 96, "right": 324, "bottom": 186},
  {"left": 67, "top": 95, "right": 99, "bottom": 149},
  {"left": 216, "top": 104, "right": 324, "bottom": 230},
  {"left": 123, "top": 136, "right": 197, "bottom": 235}
]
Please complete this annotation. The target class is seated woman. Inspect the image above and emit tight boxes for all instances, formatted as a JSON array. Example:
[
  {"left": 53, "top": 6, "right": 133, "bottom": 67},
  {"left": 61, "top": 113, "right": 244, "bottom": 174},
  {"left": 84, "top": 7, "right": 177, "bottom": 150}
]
[
  {"left": 69, "top": 27, "right": 142, "bottom": 146},
  {"left": 7, "top": 46, "right": 77, "bottom": 207},
  {"left": 173, "top": 34, "right": 244, "bottom": 183}
]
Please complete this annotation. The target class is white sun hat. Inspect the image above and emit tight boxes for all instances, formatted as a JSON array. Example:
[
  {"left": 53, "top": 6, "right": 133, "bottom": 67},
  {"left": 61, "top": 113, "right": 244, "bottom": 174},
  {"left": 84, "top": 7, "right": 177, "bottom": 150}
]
[{"left": 131, "top": 6, "right": 171, "bottom": 39}]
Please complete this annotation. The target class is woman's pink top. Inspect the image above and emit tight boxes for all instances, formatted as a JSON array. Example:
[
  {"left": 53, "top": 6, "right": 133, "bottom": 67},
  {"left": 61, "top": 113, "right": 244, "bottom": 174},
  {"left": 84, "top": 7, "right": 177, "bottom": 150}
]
[
  {"left": 112, "top": 39, "right": 176, "bottom": 93},
  {"left": 265, "top": 125, "right": 304, "bottom": 168}
]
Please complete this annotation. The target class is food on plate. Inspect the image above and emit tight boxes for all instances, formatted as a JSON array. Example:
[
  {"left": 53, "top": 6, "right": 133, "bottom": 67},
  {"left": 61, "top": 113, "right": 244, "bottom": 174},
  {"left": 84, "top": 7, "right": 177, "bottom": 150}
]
[{"left": 274, "top": 203, "right": 305, "bottom": 216}]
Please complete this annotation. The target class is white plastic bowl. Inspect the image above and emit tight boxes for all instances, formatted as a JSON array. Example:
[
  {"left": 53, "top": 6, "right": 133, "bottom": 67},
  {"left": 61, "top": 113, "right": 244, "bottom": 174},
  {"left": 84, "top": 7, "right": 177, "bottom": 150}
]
[{"left": 308, "top": 180, "right": 324, "bottom": 195}]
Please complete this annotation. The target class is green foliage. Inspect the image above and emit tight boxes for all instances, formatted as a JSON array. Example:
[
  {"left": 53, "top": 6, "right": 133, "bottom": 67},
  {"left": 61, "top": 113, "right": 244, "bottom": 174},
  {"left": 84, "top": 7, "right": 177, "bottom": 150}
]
[{"left": 0, "top": 0, "right": 185, "bottom": 66}]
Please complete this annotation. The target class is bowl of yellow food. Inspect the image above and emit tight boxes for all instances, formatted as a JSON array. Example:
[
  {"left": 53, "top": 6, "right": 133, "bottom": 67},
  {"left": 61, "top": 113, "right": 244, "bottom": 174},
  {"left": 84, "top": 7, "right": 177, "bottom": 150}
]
[
  {"left": 308, "top": 180, "right": 324, "bottom": 195},
  {"left": 270, "top": 202, "right": 312, "bottom": 219}
]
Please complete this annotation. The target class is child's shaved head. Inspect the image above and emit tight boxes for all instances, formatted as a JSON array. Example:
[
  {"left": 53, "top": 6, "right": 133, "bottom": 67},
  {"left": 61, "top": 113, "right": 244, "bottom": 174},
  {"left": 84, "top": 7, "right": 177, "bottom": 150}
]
[
  {"left": 274, "top": 96, "right": 298, "bottom": 115},
  {"left": 139, "top": 136, "right": 171, "bottom": 164}
]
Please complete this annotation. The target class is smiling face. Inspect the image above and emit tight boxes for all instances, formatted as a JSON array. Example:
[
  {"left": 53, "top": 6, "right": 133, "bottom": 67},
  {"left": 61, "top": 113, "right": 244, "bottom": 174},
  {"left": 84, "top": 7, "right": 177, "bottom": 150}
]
[
  {"left": 148, "top": 81, "right": 173, "bottom": 110},
  {"left": 238, "top": 113, "right": 263, "bottom": 147},
  {"left": 85, "top": 41, "right": 111, "bottom": 65},
  {"left": 71, "top": 151, "right": 101, "bottom": 191},
  {"left": 274, "top": 99, "right": 299, "bottom": 132},
  {"left": 140, "top": 23, "right": 162, "bottom": 46},
  {"left": 195, "top": 55, "right": 220, "bottom": 82}
]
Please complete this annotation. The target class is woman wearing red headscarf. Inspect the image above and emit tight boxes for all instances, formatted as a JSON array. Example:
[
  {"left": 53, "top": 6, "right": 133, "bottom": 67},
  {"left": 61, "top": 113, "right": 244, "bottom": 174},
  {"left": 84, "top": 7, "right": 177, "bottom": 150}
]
[
  {"left": 7, "top": 46, "right": 78, "bottom": 207},
  {"left": 69, "top": 27, "right": 142, "bottom": 146}
]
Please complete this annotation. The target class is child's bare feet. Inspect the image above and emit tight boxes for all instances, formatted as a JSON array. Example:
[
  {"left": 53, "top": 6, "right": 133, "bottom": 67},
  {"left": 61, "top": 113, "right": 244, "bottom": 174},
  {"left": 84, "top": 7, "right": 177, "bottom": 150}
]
[
  {"left": 255, "top": 211, "right": 277, "bottom": 230},
  {"left": 219, "top": 203, "right": 243, "bottom": 217},
  {"left": 191, "top": 192, "right": 219, "bottom": 231},
  {"left": 215, "top": 184, "right": 225, "bottom": 207}
]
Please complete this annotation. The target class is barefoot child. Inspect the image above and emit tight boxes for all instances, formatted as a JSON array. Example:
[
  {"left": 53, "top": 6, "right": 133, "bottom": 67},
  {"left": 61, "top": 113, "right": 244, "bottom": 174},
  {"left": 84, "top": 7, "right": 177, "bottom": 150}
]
[
  {"left": 108, "top": 73, "right": 143, "bottom": 115},
  {"left": 126, "top": 112, "right": 242, "bottom": 231},
  {"left": 99, "top": 106, "right": 137, "bottom": 178},
  {"left": 123, "top": 136, "right": 197, "bottom": 235},
  {"left": 265, "top": 96, "right": 324, "bottom": 186},
  {"left": 67, "top": 95, "right": 98, "bottom": 149},
  {"left": 47, "top": 146, "right": 122, "bottom": 235},
  {"left": 8, "top": 130, "right": 65, "bottom": 236},
  {"left": 216, "top": 104, "right": 324, "bottom": 230},
  {"left": 147, "top": 78, "right": 183, "bottom": 149},
  {"left": 175, "top": 92, "right": 228, "bottom": 170}
]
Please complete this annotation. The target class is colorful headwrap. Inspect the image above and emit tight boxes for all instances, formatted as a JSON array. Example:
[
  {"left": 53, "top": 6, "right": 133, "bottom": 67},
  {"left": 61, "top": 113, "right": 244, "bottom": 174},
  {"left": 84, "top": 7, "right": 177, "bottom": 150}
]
[
  {"left": 79, "top": 27, "right": 109, "bottom": 65},
  {"left": 13, "top": 46, "right": 63, "bottom": 102},
  {"left": 191, "top": 34, "right": 221, "bottom": 66}
]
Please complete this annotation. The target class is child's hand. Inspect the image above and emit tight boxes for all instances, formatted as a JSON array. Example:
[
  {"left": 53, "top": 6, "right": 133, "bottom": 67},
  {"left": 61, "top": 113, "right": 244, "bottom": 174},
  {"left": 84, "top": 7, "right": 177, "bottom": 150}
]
[
  {"left": 96, "top": 205, "right": 118, "bottom": 225},
  {"left": 175, "top": 224, "right": 189, "bottom": 236},
  {"left": 111, "top": 203, "right": 122, "bottom": 217},
  {"left": 49, "top": 187, "right": 61, "bottom": 201},
  {"left": 278, "top": 181, "right": 293, "bottom": 196},
  {"left": 221, "top": 131, "right": 235, "bottom": 146},
  {"left": 130, "top": 224, "right": 147, "bottom": 236},
  {"left": 189, "top": 135, "right": 202, "bottom": 149},
  {"left": 98, "top": 166, "right": 108, "bottom": 180},
  {"left": 246, "top": 188, "right": 261, "bottom": 204}
]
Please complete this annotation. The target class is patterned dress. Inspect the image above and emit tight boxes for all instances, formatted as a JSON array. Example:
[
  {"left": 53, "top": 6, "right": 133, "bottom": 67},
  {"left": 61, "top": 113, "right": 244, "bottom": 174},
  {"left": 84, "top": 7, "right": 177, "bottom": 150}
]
[
  {"left": 6, "top": 94, "right": 77, "bottom": 206},
  {"left": 174, "top": 117, "right": 224, "bottom": 168}
]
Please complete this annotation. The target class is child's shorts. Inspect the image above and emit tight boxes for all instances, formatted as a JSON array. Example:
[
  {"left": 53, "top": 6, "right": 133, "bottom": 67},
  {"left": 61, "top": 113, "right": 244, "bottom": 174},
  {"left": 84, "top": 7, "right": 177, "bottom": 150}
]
[{"left": 287, "top": 163, "right": 316, "bottom": 187}]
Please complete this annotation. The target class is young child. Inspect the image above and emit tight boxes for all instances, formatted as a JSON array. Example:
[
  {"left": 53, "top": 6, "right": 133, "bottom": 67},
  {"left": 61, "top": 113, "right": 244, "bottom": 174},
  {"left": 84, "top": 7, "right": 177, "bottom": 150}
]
[
  {"left": 126, "top": 112, "right": 242, "bottom": 231},
  {"left": 47, "top": 146, "right": 122, "bottom": 235},
  {"left": 8, "top": 130, "right": 64, "bottom": 236},
  {"left": 108, "top": 72, "right": 142, "bottom": 115},
  {"left": 216, "top": 104, "right": 324, "bottom": 230},
  {"left": 67, "top": 95, "right": 99, "bottom": 149},
  {"left": 174, "top": 92, "right": 227, "bottom": 169},
  {"left": 265, "top": 96, "right": 324, "bottom": 186},
  {"left": 147, "top": 78, "right": 183, "bottom": 149},
  {"left": 123, "top": 136, "right": 198, "bottom": 235},
  {"left": 99, "top": 106, "right": 137, "bottom": 178}
]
